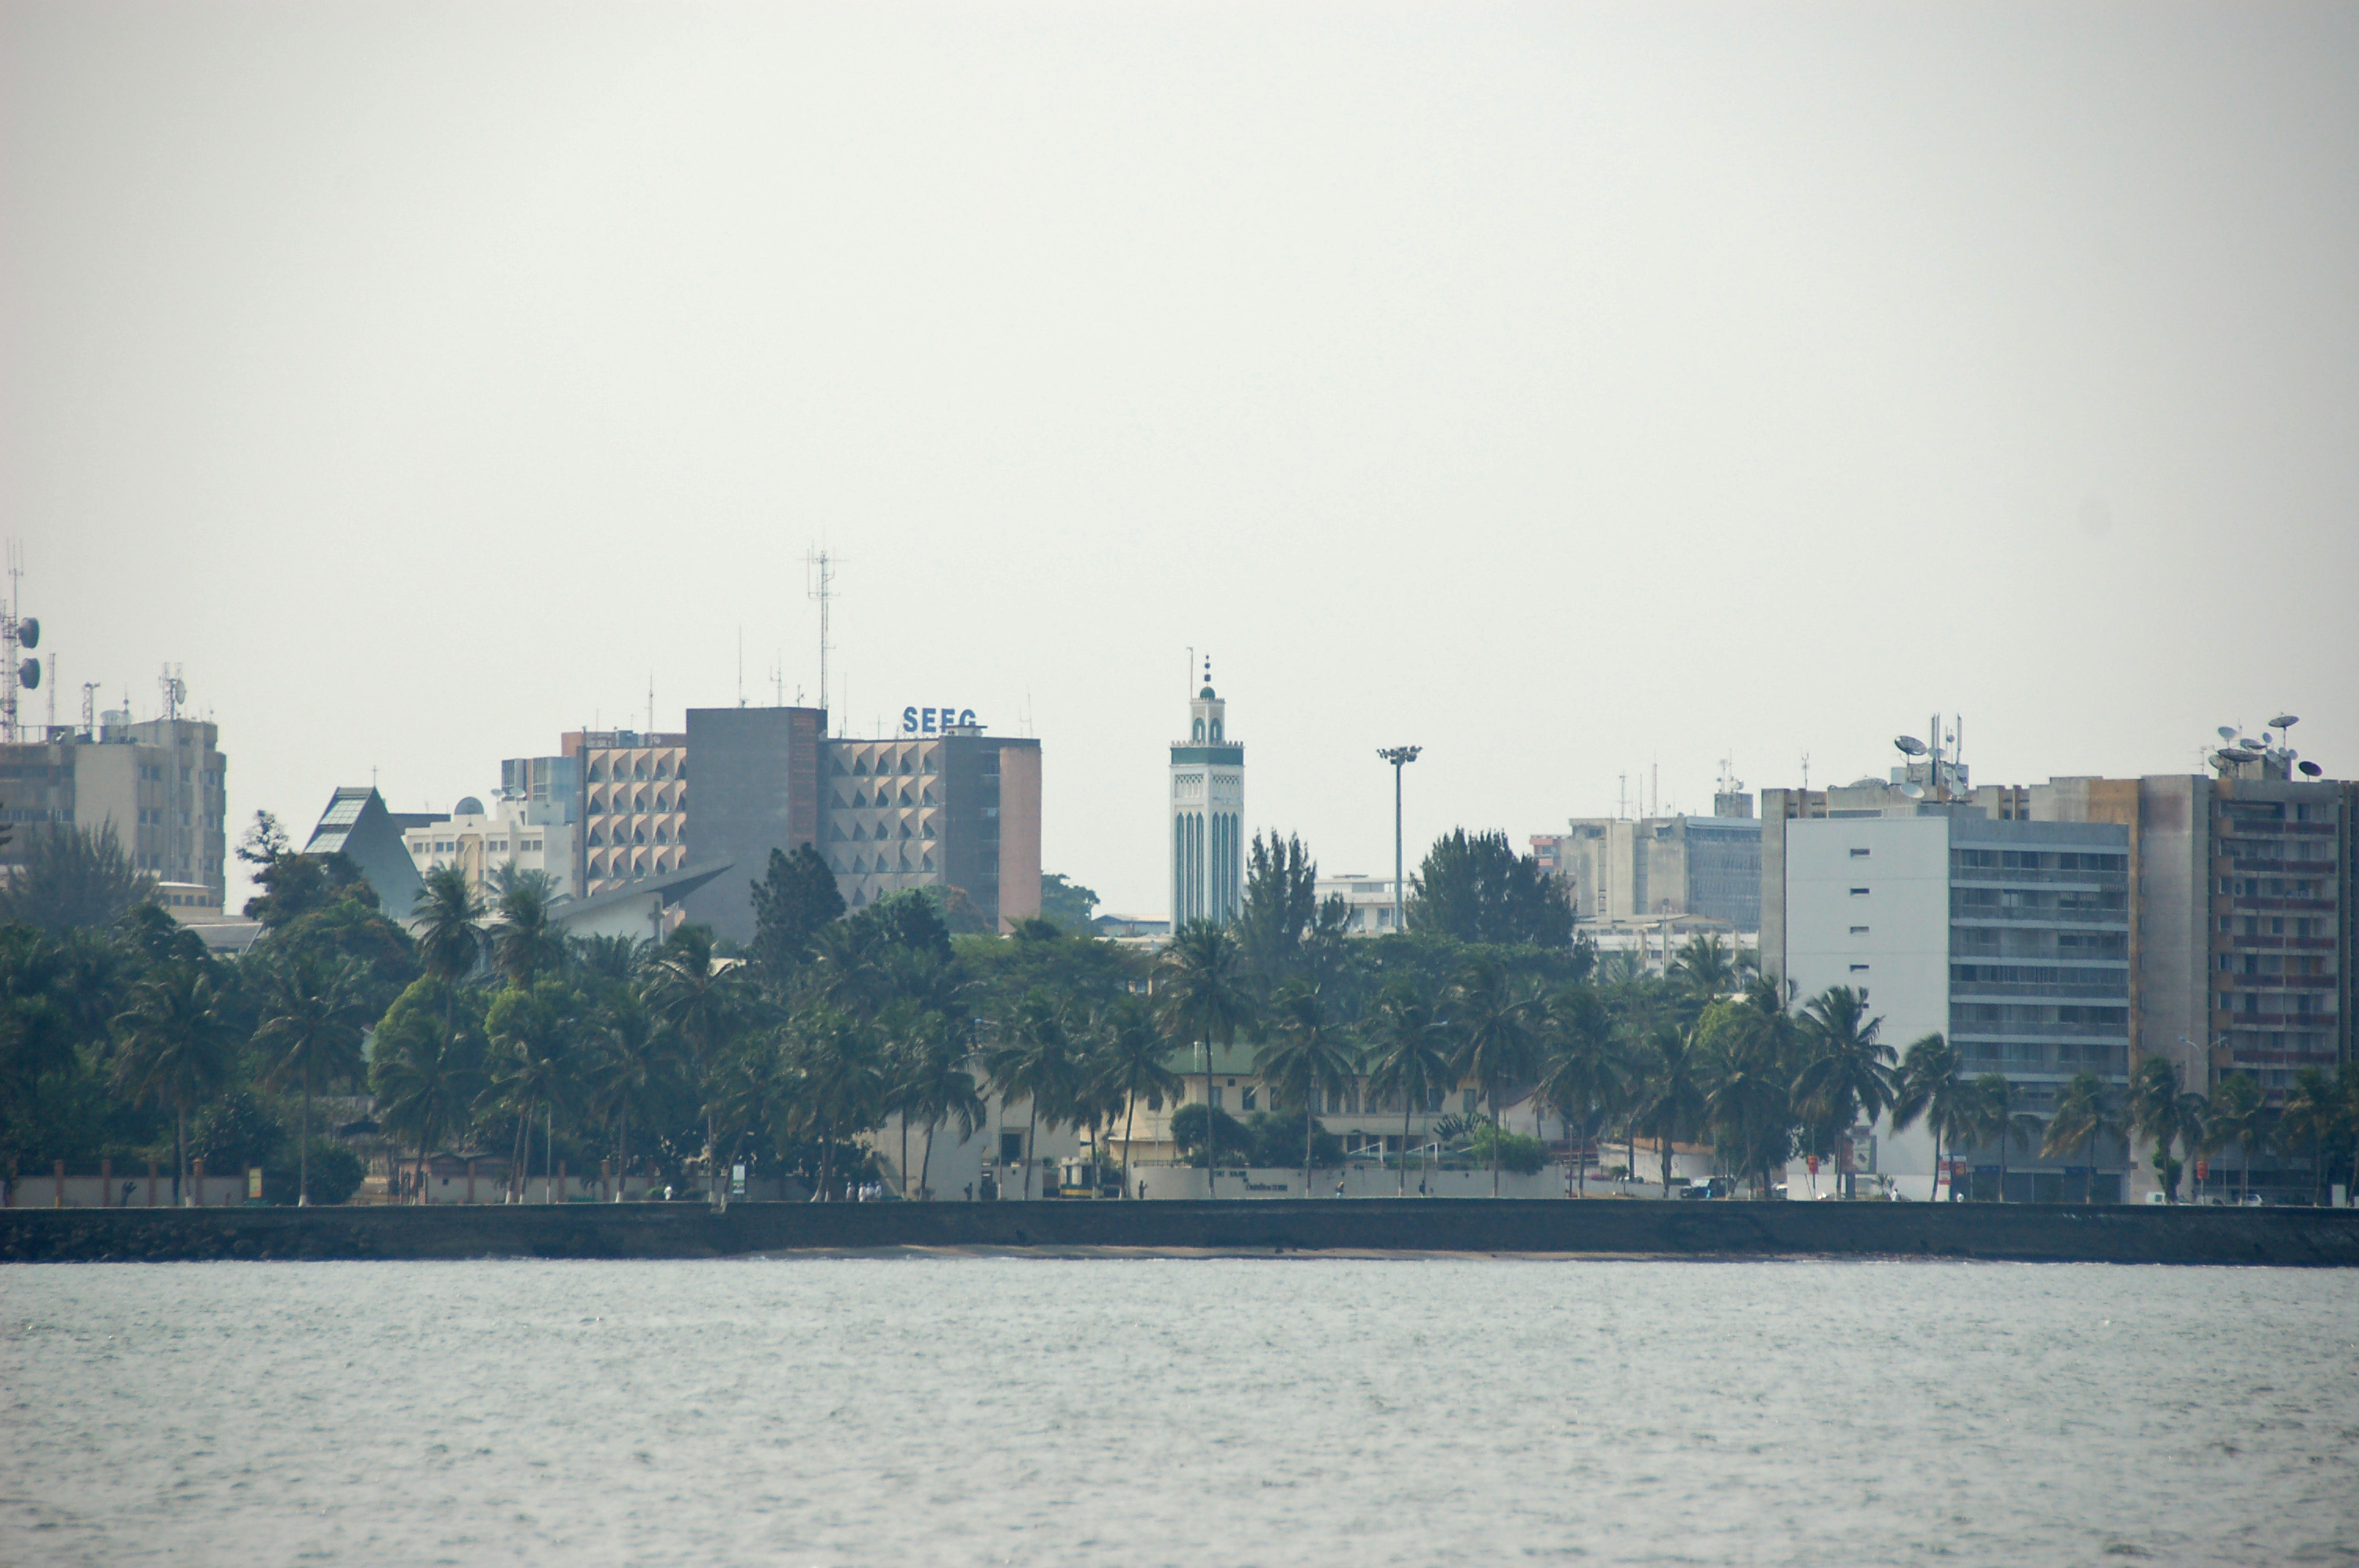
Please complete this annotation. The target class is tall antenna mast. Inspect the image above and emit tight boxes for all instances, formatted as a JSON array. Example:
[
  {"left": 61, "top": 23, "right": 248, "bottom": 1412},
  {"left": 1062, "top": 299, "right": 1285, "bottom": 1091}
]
[
  {"left": 82, "top": 683, "right": 98, "bottom": 739},
  {"left": 805, "top": 548, "right": 836, "bottom": 735},
  {"left": 159, "top": 663, "right": 184, "bottom": 722},
  {"left": 2, "top": 543, "right": 20, "bottom": 742}
]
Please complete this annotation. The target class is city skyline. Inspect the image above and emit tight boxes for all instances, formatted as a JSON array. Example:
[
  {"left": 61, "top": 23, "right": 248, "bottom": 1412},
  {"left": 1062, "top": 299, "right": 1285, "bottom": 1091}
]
[{"left": 7, "top": 3, "right": 2356, "bottom": 920}]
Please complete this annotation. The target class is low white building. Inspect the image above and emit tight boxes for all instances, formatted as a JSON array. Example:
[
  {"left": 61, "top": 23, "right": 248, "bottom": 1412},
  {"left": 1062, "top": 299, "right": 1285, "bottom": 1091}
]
[
  {"left": 1314, "top": 874, "right": 1405, "bottom": 937},
  {"left": 404, "top": 794, "right": 580, "bottom": 902}
]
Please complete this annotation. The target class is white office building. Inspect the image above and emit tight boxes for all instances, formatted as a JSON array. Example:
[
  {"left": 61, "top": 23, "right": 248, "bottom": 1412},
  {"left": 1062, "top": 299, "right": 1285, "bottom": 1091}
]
[
  {"left": 1783, "top": 807, "right": 2132, "bottom": 1201},
  {"left": 404, "top": 794, "right": 580, "bottom": 902}
]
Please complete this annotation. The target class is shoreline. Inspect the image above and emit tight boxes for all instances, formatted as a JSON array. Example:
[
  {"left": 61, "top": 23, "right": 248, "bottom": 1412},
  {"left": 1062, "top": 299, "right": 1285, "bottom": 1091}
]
[{"left": 5, "top": 1200, "right": 2356, "bottom": 1266}]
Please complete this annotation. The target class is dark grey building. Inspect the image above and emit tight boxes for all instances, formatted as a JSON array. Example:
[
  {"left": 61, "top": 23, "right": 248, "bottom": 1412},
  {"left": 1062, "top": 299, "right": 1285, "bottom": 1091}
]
[{"left": 678, "top": 706, "right": 826, "bottom": 942}]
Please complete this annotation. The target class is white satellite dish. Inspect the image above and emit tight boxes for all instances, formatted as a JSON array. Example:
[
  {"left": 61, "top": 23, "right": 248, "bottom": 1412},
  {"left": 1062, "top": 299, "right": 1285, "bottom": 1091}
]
[
  {"left": 2217, "top": 726, "right": 2238, "bottom": 742},
  {"left": 1894, "top": 735, "right": 1928, "bottom": 757},
  {"left": 1900, "top": 782, "right": 1925, "bottom": 800}
]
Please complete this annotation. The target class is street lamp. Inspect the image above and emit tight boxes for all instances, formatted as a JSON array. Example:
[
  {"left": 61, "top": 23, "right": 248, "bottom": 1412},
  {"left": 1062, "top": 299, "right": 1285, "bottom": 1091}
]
[{"left": 1376, "top": 746, "right": 1422, "bottom": 935}]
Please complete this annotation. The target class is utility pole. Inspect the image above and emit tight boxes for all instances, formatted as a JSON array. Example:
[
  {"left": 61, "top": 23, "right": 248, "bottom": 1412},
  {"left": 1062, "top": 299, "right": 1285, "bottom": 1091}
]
[{"left": 1376, "top": 746, "right": 1422, "bottom": 935}]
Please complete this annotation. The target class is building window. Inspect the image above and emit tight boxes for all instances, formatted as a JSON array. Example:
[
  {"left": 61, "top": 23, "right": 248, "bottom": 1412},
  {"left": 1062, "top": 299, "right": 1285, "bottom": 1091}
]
[
  {"left": 1850, "top": 887, "right": 1870, "bottom": 897},
  {"left": 1849, "top": 926, "right": 1870, "bottom": 935},
  {"left": 1241, "top": 1087, "right": 1257, "bottom": 1111},
  {"left": 1209, "top": 1086, "right": 1223, "bottom": 1109},
  {"left": 1849, "top": 964, "right": 1870, "bottom": 973},
  {"left": 1849, "top": 848, "right": 1870, "bottom": 858}
]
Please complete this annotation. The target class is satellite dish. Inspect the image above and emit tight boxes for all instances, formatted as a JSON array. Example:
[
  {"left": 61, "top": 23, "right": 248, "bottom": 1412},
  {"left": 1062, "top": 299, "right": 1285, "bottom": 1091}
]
[
  {"left": 2216, "top": 726, "right": 2237, "bottom": 742},
  {"left": 16, "top": 658, "right": 35, "bottom": 690},
  {"left": 1894, "top": 735, "right": 1928, "bottom": 757},
  {"left": 2270, "top": 713, "right": 2298, "bottom": 729},
  {"left": 2298, "top": 760, "right": 2324, "bottom": 777},
  {"left": 2212, "top": 750, "right": 2248, "bottom": 769},
  {"left": 16, "top": 618, "right": 36, "bottom": 650},
  {"left": 2237, "top": 739, "right": 2266, "bottom": 753},
  {"left": 1900, "top": 782, "right": 1925, "bottom": 800}
]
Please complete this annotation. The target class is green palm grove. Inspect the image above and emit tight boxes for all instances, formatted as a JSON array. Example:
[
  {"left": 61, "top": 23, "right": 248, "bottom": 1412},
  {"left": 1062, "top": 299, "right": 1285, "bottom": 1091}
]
[{"left": 6, "top": 815, "right": 2357, "bottom": 1208}]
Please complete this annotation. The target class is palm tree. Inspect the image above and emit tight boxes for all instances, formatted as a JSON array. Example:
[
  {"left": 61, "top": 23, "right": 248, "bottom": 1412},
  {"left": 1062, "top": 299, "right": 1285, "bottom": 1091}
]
[
  {"left": 2041, "top": 1071, "right": 2121, "bottom": 1203},
  {"left": 2277, "top": 1067, "right": 2340, "bottom": 1208},
  {"left": 490, "top": 868, "right": 568, "bottom": 989},
  {"left": 588, "top": 982, "right": 676, "bottom": 1200},
  {"left": 1155, "top": 921, "right": 1255, "bottom": 1199},
  {"left": 1693, "top": 1000, "right": 1793, "bottom": 1200},
  {"left": 485, "top": 981, "right": 580, "bottom": 1203},
  {"left": 1089, "top": 994, "right": 1181, "bottom": 1199},
  {"left": 2128, "top": 1055, "right": 2206, "bottom": 1203},
  {"left": 1532, "top": 985, "right": 1626, "bottom": 1197},
  {"left": 1630, "top": 1021, "right": 1707, "bottom": 1197},
  {"left": 649, "top": 926, "right": 742, "bottom": 1209},
  {"left": 1889, "top": 1034, "right": 1974, "bottom": 1203},
  {"left": 1365, "top": 980, "right": 1456, "bottom": 1196},
  {"left": 791, "top": 1004, "right": 890, "bottom": 1201},
  {"left": 251, "top": 952, "right": 372, "bottom": 1204},
  {"left": 413, "top": 865, "right": 488, "bottom": 994},
  {"left": 2204, "top": 1073, "right": 2271, "bottom": 1204},
  {"left": 907, "top": 1025, "right": 988, "bottom": 1200},
  {"left": 110, "top": 963, "right": 234, "bottom": 1205},
  {"left": 1793, "top": 985, "right": 1898, "bottom": 1196},
  {"left": 1667, "top": 934, "right": 1740, "bottom": 1029},
  {"left": 1252, "top": 980, "right": 1362, "bottom": 1194},
  {"left": 369, "top": 980, "right": 486, "bottom": 1202},
  {"left": 1451, "top": 958, "right": 1543, "bottom": 1197},
  {"left": 1967, "top": 1073, "right": 2045, "bottom": 1201},
  {"left": 983, "top": 990, "right": 1080, "bottom": 1200}
]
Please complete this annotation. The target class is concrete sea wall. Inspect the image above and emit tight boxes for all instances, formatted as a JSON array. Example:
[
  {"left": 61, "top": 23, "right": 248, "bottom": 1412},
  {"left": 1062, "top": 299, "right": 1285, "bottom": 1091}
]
[{"left": 5, "top": 1200, "right": 2357, "bottom": 1266}]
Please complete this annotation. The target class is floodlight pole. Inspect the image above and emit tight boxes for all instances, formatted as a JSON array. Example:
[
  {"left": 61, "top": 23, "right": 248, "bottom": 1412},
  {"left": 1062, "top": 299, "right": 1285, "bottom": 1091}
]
[{"left": 1377, "top": 746, "right": 1422, "bottom": 934}]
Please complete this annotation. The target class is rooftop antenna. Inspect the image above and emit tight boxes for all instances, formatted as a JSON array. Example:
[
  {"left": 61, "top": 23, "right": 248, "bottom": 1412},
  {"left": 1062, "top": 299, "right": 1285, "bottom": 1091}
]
[
  {"left": 1800, "top": 751, "right": 1810, "bottom": 793},
  {"left": 81, "top": 682, "right": 97, "bottom": 739},
  {"left": 805, "top": 548, "right": 837, "bottom": 736},
  {"left": 158, "top": 663, "right": 185, "bottom": 723},
  {"left": 0, "top": 543, "right": 35, "bottom": 743}
]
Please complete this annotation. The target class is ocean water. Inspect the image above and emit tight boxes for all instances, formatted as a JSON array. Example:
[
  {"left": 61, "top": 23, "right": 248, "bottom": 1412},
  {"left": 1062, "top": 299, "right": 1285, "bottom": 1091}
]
[{"left": 2, "top": 1257, "right": 2354, "bottom": 1566}]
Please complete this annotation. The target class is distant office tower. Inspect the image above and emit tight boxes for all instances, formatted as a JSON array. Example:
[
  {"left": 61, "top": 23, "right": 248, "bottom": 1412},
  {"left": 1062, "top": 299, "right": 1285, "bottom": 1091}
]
[
  {"left": 1536, "top": 811, "right": 1762, "bottom": 931},
  {"left": 674, "top": 705, "right": 1043, "bottom": 943},
  {"left": 677, "top": 706, "right": 825, "bottom": 939},
  {"left": 0, "top": 711, "right": 228, "bottom": 907},
  {"left": 1169, "top": 675, "right": 1243, "bottom": 927},
  {"left": 564, "top": 730, "right": 689, "bottom": 897}
]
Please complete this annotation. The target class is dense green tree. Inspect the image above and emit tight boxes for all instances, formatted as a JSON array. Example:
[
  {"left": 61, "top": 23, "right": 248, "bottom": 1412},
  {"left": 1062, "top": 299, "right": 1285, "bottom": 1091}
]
[
  {"left": 485, "top": 980, "right": 581, "bottom": 1201},
  {"left": 0, "top": 822, "right": 156, "bottom": 935},
  {"left": 1630, "top": 1021, "right": 1707, "bottom": 1198},
  {"left": 1693, "top": 996, "right": 1795, "bottom": 1199},
  {"left": 749, "top": 844, "right": 846, "bottom": 974},
  {"left": 412, "top": 866, "right": 488, "bottom": 993},
  {"left": 983, "top": 989, "right": 1081, "bottom": 1200},
  {"left": 2277, "top": 1067, "right": 2343, "bottom": 1207},
  {"left": 1407, "top": 830, "right": 1573, "bottom": 949},
  {"left": 650, "top": 925, "right": 747, "bottom": 1208},
  {"left": 1037, "top": 872, "right": 1101, "bottom": 935},
  {"left": 1234, "top": 833, "right": 1346, "bottom": 986}
]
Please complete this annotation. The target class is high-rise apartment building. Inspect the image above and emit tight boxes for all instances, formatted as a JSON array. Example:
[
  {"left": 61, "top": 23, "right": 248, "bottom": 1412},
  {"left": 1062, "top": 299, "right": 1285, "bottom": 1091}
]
[
  {"left": 564, "top": 730, "right": 689, "bottom": 898},
  {"left": 0, "top": 713, "right": 228, "bottom": 906},
  {"left": 1763, "top": 752, "right": 2354, "bottom": 1201},
  {"left": 1170, "top": 679, "right": 1243, "bottom": 926}
]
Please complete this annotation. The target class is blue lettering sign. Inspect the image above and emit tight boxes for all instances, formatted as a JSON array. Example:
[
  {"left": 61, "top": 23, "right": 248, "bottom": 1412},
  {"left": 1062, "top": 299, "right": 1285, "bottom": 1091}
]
[{"left": 900, "top": 706, "right": 982, "bottom": 735}]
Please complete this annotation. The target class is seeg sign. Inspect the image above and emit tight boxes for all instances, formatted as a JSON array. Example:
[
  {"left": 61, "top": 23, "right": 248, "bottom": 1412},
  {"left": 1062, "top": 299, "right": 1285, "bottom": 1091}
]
[{"left": 900, "top": 706, "right": 978, "bottom": 735}]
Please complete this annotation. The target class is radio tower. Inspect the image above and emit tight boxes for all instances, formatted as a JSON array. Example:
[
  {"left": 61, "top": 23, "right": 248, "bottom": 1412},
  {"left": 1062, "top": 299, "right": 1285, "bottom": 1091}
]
[{"left": 805, "top": 547, "right": 837, "bottom": 735}]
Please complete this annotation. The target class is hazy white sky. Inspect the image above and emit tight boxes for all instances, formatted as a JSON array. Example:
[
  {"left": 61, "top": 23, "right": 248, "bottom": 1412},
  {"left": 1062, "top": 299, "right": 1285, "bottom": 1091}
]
[{"left": 5, "top": 2, "right": 2355, "bottom": 917}]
